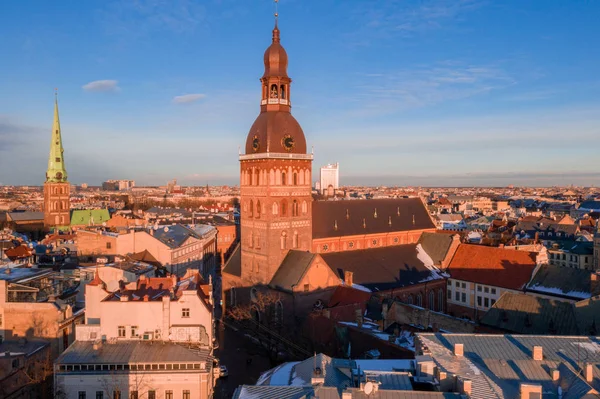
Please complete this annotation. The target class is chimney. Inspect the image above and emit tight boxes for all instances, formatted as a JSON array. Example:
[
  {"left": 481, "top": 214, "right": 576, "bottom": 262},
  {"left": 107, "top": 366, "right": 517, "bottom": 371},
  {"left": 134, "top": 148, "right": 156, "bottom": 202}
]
[
  {"left": 532, "top": 345, "right": 543, "bottom": 361},
  {"left": 519, "top": 383, "right": 542, "bottom": 399},
  {"left": 311, "top": 367, "right": 325, "bottom": 385},
  {"left": 143, "top": 295, "right": 149, "bottom": 302},
  {"left": 120, "top": 295, "right": 129, "bottom": 302},
  {"left": 459, "top": 378, "right": 472, "bottom": 396},
  {"left": 344, "top": 271, "right": 353, "bottom": 287},
  {"left": 355, "top": 308, "right": 363, "bottom": 328},
  {"left": 453, "top": 343, "right": 464, "bottom": 357},
  {"left": 342, "top": 393, "right": 352, "bottom": 399},
  {"left": 585, "top": 363, "right": 593, "bottom": 382},
  {"left": 551, "top": 369, "right": 560, "bottom": 381}
]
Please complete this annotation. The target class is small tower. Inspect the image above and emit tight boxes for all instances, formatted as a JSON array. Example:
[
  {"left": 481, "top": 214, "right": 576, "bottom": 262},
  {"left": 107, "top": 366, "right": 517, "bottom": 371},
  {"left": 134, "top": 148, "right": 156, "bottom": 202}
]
[{"left": 43, "top": 91, "right": 70, "bottom": 229}]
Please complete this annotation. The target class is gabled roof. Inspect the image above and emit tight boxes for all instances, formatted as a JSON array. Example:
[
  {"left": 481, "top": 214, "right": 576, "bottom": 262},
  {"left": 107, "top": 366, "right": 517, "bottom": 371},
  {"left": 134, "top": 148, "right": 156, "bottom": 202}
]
[
  {"left": 269, "top": 250, "right": 316, "bottom": 292},
  {"left": 312, "top": 198, "right": 435, "bottom": 239},
  {"left": 222, "top": 244, "right": 241, "bottom": 277},
  {"left": 480, "top": 292, "right": 578, "bottom": 335},
  {"left": 152, "top": 224, "right": 200, "bottom": 248},
  {"left": 526, "top": 264, "right": 600, "bottom": 300},
  {"left": 321, "top": 244, "right": 445, "bottom": 292},
  {"left": 447, "top": 244, "right": 537, "bottom": 290},
  {"left": 417, "top": 232, "right": 457, "bottom": 266},
  {"left": 126, "top": 249, "right": 162, "bottom": 267}
]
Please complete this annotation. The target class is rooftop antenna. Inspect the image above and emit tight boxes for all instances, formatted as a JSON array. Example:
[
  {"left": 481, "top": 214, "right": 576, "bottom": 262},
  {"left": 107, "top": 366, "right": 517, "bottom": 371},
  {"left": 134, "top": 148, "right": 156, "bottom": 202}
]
[{"left": 274, "top": 0, "right": 279, "bottom": 24}]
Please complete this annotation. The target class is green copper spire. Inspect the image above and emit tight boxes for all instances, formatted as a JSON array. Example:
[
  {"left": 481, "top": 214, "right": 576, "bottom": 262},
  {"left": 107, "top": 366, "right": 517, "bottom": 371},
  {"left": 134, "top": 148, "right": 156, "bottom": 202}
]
[{"left": 46, "top": 90, "right": 68, "bottom": 183}]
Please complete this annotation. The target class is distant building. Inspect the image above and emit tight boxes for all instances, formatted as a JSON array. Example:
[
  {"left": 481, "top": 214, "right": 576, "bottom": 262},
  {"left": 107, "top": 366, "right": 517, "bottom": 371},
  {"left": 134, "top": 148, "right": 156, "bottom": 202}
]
[
  {"left": 320, "top": 162, "right": 339, "bottom": 196},
  {"left": 102, "top": 180, "right": 135, "bottom": 191}
]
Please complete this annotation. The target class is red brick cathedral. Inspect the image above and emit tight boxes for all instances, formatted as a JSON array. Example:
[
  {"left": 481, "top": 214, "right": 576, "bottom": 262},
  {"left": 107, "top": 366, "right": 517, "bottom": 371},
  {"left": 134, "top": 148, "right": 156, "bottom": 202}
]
[
  {"left": 239, "top": 19, "right": 313, "bottom": 284},
  {"left": 235, "top": 18, "right": 436, "bottom": 287}
]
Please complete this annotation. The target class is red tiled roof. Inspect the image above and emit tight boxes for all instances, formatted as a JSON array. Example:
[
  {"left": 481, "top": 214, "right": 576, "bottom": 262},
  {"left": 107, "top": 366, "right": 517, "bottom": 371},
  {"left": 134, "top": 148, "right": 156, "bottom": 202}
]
[
  {"left": 87, "top": 270, "right": 105, "bottom": 287},
  {"left": 448, "top": 244, "right": 537, "bottom": 290},
  {"left": 5, "top": 245, "right": 32, "bottom": 260}
]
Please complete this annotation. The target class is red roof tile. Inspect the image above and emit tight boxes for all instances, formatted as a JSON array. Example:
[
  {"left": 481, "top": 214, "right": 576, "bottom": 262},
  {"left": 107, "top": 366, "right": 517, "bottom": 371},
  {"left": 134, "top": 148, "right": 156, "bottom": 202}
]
[{"left": 448, "top": 244, "right": 537, "bottom": 290}]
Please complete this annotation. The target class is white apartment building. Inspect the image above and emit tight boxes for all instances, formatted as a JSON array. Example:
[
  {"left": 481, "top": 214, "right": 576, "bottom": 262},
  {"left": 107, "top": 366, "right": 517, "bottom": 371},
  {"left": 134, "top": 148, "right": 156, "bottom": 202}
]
[
  {"left": 55, "top": 269, "right": 217, "bottom": 399},
  {"left": 319, "top": 162, "right": 339, "bottom": 196}
]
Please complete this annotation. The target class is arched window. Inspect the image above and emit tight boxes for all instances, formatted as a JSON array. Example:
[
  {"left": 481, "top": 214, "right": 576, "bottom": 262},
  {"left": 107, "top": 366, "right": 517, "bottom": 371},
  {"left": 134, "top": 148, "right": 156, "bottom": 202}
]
[
  {"left": 256, "top": 200, "right": 261, "bottom": 218},
  {"left": 272, "top": 202, "right": 279, "bottom": 215},
  {"left": 293, "top": 231, "right": 298, "bottom": 248},
  {"left": 304, "top": 170, "right": 310, "bottom": 185},
  {"left": 249, "top": 200, "right": 254, "bottom": 218},
  {"left": 416, "top": 293, "right": 423, "bottom": 307},
  {"left": 438, "top": 290, "right": 444, "bottom": 313},
  {"left": 269, "top": 169, "right": 275, "bottom": 185},
  {"left": 275, "top": 300, "right": 284, "bottom": 327},
  {"left": 429, "top": 291, "right": 435, "bottom": 311},
  {"left": 292, "top": 200, "right": 299, "bottom": 217},
  {"left": 302, "top": 201, "right": 308, "bottom": 215},
  {"left": 270, "top": 84, "right": 278, "bottom": 98},
  {"left": 281, "top": 232, "right": 287, "bottom": 250},
  {"left": 256, "top": 168, "right": 260, "bottom": 185},
  {"left": 281, "top": 171, "right": 287, "bottom": 186},
  {"left": 281, "top": 200, "right": 287, "bottom": 216},
  {"left": 407, "top": 294, "right": 414, "bottom": 305},
  {"left": 299, "top": 169, "right": 305, "bottom": 185},
  {"left": 230, "top": 287, "right": 237, "bottom": 307},
  {"left": 293, "top": 173, "right": 298, "bottom": 186},
  {"left": 280, "top": 85, "right": 286, "bottom": 100},
  {"left": 248, "top": 169, "right": 253, "bottom": 186}
]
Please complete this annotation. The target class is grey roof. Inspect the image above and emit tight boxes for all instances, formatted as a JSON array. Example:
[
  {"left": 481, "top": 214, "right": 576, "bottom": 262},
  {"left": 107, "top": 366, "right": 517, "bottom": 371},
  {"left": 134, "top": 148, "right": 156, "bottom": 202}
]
[
  {"left": 480, "top": 292, "right": 579, "bottom": 335},
  {"left": 152, "top": 224, "right": 200, "bottom": 248},
  {"left": 222, "top": 243, "right": 241, "bottom": 277},
  {"left": 574, "top": 296, "right": 600, "bottom": 335},
  {"left": 526, "top": 264, "right": 600, "bottom": 300},
  {"left": 269, "top": 250, "right": 316, "bottom": 291},
  {"left": 0, "top": 267, "right": 51, "bottom": 282},
  {"left": 321, "top": 244, "right": 445, "bottom": 292},
  {"left": 7, "top": 211, "right": 44, "bottom": 221},
  {"left": 0, "top": 340, "right": 49, "bottom": 357},
  {"left": 233, "top": 386, "right": 317, "bottom": 399},
  {"left": 417, "top": 232, "right": 457, "bottom": 266},
  {"left": 419, "top": 333, "right": 600, "bottom": 398},
  {"left": 312, "top": 198, "right": 435, "bottom": 239},
  {"left": 579, "top": 201, "right": 600, "bottom": 211},
  {"left": 55, "top": 340, "right": 211, "bottom": 365}
]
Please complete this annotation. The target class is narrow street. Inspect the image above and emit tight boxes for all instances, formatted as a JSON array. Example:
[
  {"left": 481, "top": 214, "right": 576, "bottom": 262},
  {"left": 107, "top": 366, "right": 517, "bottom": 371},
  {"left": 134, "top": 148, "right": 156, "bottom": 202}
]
[{"left": 213, "top": 322, "right": 274, "bottom": 398}]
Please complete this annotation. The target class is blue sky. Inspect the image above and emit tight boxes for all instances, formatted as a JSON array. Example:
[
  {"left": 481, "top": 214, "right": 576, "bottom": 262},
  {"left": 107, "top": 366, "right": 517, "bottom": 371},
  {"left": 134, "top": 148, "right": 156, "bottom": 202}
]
[{"left": 1, "top": 0, "right": 599, "bottom": 187}]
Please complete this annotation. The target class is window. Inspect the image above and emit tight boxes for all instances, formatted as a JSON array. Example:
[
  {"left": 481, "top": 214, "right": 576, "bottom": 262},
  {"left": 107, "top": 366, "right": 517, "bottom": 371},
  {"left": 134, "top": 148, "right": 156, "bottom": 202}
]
[
  {"left": 416, "top": 294, "right": 423, "bottom": 307},
  {"left": 407, "top": 295, "right": 414, "bottom": 305},
  {"left": 281, "top": 171, "right": 287, "bottom": 185},
  {"left": 293, "top": 173, "right": 298, "bottom": 185},
  {"left": 96, "top": 392, "right": 103, "bottom": 399},
  {"left": 272, "top": 202, "right": 278, "bottom": 215},
  {"left": 182, "top": 308, "right": 190, "bottom": 318},
  {"left": 281, "top": 200, "right": 287, "bottom": 216},
  {"left": 491, "top": 299, "right": 496, "bottom": 306},
  {"left": 461, "top": 282, "right": 466, "bottom": 289},
  {"left": 118, "top": 326, "right": 126, "bottom": 338},
  {"left": 183, "top": 391, "right": 191, "bottom": 399},
  {"left": 292, "top": 200, "right": 298, "bottom": 216},
  {"left": 447, "top": 290, "right": 452, "bottom": 299},
  {"left": 131, "top": 326, "right": 139, "bottom": 337},
  {"left": 477, "top": 286, "right": 482, "bottom": 292},
  {"left": 461, "top": 293, "right": 466, "bottom": 303},
  {"left": 484, "top": 287, "right": 489, "bottom": 293},
  {"left": 455, "top": 292, "right": 460, "bottom": 301},
  {"left": 256, "top": 200, "right": 261, "bottom": 218},
  {"left": 484, "top": 297, "right": 490, "bottom": 308},
  {"left": 455, "top": 281, "right": 459, "bottom": 287},
  {"left": 447, "top": 280, "right": 451, "bottom": 286},
  {"left": 429, "top": 291, "right": 435, "bottom": 311},
  {"left": 477, "top": 296, "right": 482, "bottom": 306},
  {"left": 165, "top": 391, "right": 173, "bottom": 399},
  {"left": 438, "top": 290, "right": 444, "bottom": 313},
  {"left": 148, "top": 392, "right": 155, "bottom": 399},
  {"left": 106, "top": 242, "right": 112, "bottom": 249},
  {"left": 79, "top": 392, "right": 86, "bottom": 399},
  {"left": 491, "top": 288, "right": 496, "bottom": 295},
  {"left": 114, "top": 392, "right": 121, "bottom": 399},
  {"left": 130, "top": 392, "right": 138, "bottom": 399},
  {"left": 304, "top": 284, "right": 310, "bottom": 292}
]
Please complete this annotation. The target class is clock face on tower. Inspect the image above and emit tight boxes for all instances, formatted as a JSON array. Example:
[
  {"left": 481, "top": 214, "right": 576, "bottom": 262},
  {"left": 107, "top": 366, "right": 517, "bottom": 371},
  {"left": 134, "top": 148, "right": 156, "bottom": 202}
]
[
  {"left": 252, "top": 136, "right": 260, "bottom": 152},
  {"left": 282, "top": 134, "right": 295, "bottom": 152}
]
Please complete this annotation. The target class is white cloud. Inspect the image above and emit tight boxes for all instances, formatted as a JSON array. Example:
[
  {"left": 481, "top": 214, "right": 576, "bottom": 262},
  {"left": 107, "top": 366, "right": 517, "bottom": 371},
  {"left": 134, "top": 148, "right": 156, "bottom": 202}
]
[
  {"left": 82, "top": 80, "right": 120, "bottom": 92},
  {"left": 172, "top": 93, "right": 206, "bottom": 104}
]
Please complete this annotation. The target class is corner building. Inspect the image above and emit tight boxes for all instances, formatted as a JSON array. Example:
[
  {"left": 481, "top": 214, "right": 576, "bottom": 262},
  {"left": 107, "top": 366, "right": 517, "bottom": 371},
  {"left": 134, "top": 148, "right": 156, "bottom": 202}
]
[{"left": 239, "top": 21, "right": 313, "bottom": 284}]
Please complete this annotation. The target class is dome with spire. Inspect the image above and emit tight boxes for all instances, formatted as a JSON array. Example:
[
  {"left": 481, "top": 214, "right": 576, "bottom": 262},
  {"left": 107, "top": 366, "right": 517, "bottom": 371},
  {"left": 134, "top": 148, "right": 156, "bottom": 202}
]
[{"left": 244, "top": 19, "right": 307, "bottom": 155}]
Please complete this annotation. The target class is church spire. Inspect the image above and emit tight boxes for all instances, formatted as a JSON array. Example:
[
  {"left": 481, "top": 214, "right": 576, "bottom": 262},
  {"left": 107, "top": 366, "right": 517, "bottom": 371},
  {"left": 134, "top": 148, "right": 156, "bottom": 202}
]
[{"left": 46, "top": 89, "right": 68, "bottom": 183}]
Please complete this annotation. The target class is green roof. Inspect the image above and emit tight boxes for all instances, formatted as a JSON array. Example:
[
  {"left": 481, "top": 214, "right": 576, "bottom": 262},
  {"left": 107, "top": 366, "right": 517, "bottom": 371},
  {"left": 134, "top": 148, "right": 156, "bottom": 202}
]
[{"left": 70, "top": 209, "right": 110, "bottom": 226}]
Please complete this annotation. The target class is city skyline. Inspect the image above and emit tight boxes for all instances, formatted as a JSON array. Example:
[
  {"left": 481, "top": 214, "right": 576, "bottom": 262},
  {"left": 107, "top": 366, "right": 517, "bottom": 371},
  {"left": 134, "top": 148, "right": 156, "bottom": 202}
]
[{"left": 2, "top": 0, "right": 600, "bottom": 187}]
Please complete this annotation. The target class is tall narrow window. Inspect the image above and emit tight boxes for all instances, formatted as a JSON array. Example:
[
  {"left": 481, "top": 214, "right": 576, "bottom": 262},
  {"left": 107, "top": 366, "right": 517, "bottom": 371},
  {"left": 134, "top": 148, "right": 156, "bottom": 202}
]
[
  {"left": 272, "top": 202, "right": 279, "bottom": 215},
  {"left": 281, "top": 232, "right": 287, "bottom": 250},
  {"left": 183, "top": 391, "right": 191, "bottom": 399},
  {"left": 281, "top": 172, "right": 287, "bottom": 186},
  {"left": 280, "top": 85, "right": 286, "bottom": 99},
  {"left": 182, "top": 308, "right": 190, "bottom": 318},
  {"left": 292, "top": 200, "right": 298, "bottom": 217},
  {"left": 429, "top": 291, "right": 435, "bottom": 311},
  {"left": 256, "top": 200, "right": 261, "bottom": 218},
  {"left": 416, "top": 294, "right": 423, "bottom": 307},
  {"left": 248, "top": 169, "right": 253, "bottom": 186},
  {"left": 249, "top": 200, "right": 254, "bottom": 218},
  {"left": 165, "top": 391, "right": 173, "bottom": 399},
  {"left": 438, "top": 290, "right": 444, "bottom": 313},
  {"left": 293, "top": 173, "right": 298, "bottom": 185},
  {"left": 293, "top": 232, "right": 298, "bottom": 248},
  {"left": 96, "top": 392, "right": 103, "bottom": 399},
  {"left": 130, "top": 392, "right": 138, "bottom": 399},
  {"left": 114, "top": 391, "right": 121, "bottom": 399},
  {"left": 302, "top": 201, "right": 308, "bottom": 215},
  {"left": 148, "top": 392, "right": 156, "bottom": 399},
  {"left": 78, "top": 392, "right": 86, "bottom": 399},
  {"left": 118, "top": 326, "right": 126, "bottom": 338},
  {"left": 281, "top": 200, "right": 287, "bottom": 216}
]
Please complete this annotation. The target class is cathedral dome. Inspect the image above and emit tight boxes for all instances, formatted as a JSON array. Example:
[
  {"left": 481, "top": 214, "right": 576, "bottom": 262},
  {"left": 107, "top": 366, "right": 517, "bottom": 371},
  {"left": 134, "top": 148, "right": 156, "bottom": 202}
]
[
  {"left": 262, "top": 26, "right": 288, "bottom": 78},
  {"left": 245, "top": 111, "right": 306, "bottom": 154}
]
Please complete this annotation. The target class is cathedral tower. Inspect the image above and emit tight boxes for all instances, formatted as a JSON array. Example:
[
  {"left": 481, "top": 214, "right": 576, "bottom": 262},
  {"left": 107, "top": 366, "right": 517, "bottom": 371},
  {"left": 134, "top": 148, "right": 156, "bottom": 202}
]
[
  {"left": 239, "top": 16, "right": 313, "bottom": 284},
  {"left": 43, "top": 93, "right": 70, "bottom": 229}
]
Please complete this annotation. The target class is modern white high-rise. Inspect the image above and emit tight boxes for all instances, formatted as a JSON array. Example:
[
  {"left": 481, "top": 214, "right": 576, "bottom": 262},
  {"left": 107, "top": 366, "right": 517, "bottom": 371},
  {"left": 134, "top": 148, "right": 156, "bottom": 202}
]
[{"left": 320, "top": 162, "right": 339, "bottom": 196}]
